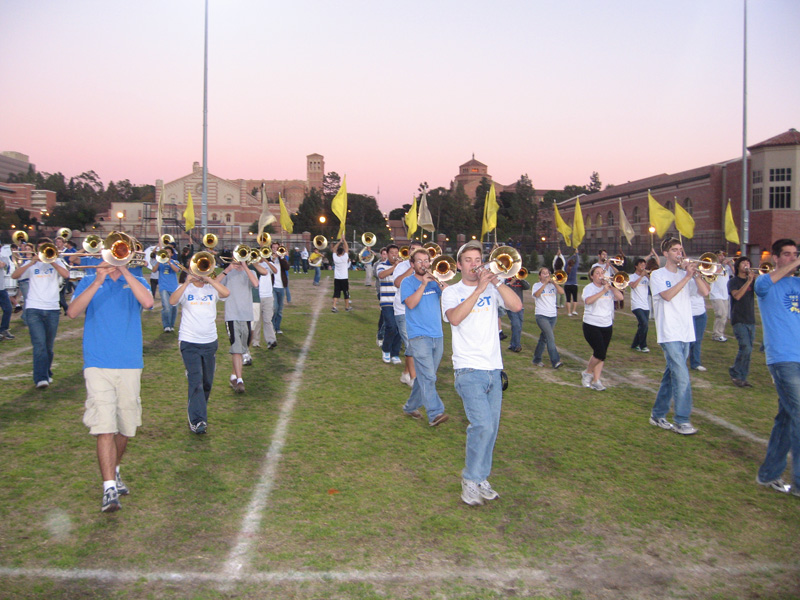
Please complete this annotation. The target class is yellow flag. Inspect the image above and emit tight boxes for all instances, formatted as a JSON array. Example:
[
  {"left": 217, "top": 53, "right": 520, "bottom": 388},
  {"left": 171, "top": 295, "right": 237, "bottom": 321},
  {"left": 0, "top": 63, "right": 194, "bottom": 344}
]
[
  {"left": 648, "top": 192, "right": 675, "bottom": 238},
  {"left": 279, "top": 193, "right": 294, "bottom": 234},
  {"left": 183, "top": 191, "right": 195, "bottom": 232},
  {"left": 331, "top": 176, "right": 347, "bottom": 239},
  {"left": 481, "top": 183, "right": 499, "bottom": 239},
  {"left": 572, "top": 199, "right": 585, "bottom": 247},
  {"left": 405, "top": 196, "right": 417, "bottom": 238},
  {"left": 553, "top": 204, "right": 572, "bottom": 246},
  {"left": 674, "top": 201, "right": 695, "bottom": 239},
  {"left": 725, "top": 200, "right": 740, "bottom": 245}
]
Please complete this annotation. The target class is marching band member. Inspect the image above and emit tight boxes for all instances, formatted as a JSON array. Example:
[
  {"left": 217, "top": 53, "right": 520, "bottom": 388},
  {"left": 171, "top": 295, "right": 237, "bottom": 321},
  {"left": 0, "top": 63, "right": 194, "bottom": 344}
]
[
  {"left": 442, "top": 241, "right": 522, "bottom": 506},
  {"left": 728, "top": 256, "right": 757, "bottom": 387},
  {"left": 156, "top": 245, "right": 181, "bottom": 332},
  {"left": 376, "top": 244, "right": 402, "bottom": 364},
  {"left": 392, "top": 240, "right": 423, "bottom": 385},
  {"left": 580, "top": 265, "right": 624, "bottom": 391},
  {"left": 331, "top": 238, "right": 352, "bottom": 313},
  {"left": 218, "top": 256, "right": 259, "bottom": 394},
  {"left": 531, "top": 268, "right": 563, "bottom": 369}
]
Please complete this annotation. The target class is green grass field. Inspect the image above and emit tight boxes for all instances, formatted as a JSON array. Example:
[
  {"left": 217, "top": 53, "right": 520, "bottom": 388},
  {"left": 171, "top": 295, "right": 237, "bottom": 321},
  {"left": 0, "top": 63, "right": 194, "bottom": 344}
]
[{"left": 1, "top": 270, "right": 799, "bottom": 599}]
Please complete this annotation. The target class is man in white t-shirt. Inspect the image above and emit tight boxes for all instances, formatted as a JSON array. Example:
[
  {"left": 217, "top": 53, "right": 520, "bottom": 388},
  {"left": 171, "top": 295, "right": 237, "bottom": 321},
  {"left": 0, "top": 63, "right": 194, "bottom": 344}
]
[
  {"left": 442, "top": 241, "right": 522, "bottom": 506},
  {"left": 331, "top": 238, "right": 352, "bottom": 313},
  {"left": 709, "top": 250, "right": 734, "bottom": 342},
  {"left": 648, "top": 238, "right": 709, "bottom": 435},
  {"left": 628, "top": 256, "right": 652, "bottom": 352}
]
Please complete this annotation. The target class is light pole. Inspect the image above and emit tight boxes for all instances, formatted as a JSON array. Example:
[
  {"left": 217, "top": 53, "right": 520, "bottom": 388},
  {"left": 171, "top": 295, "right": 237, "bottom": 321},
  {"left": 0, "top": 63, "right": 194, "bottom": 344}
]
[
  {"left": 117, "top": 211, "right": 124, "bottom": 231},
  {"left": 648, "top": 226, "right": 656, "bottom": 250}
]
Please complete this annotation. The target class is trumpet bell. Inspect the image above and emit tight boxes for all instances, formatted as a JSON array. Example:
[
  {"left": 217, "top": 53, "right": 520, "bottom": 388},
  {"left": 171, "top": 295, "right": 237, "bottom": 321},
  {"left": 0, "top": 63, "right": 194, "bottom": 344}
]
[
  {"left": 82, "top": 235, "right": 103, "bottom": 253},
  {"left": 57, "top": 227, "right": 72, "bottom": 240},
  {"left": 309, "top": 251, "right": 323, "bottom": 268},
  {"left": 431, "top": 255, "right": 457, "bottom": 283},
  {"left": 190, "top": 251, "right": 217, "bottom": 278},
  {"left": 160, "top": 233, "right": 175, "bottom": 246},
  {"left": 612, "top": 272, "right": 630, "bottom": 290},
  {"left": 203, "top": 233, "right": 218, "bottom": 249},
  {"left": 551, "top": 270, "right": 567, "bottom": 284},
  {"left": 257, "top": 232, "right": 272, "bottom": 246},
  {"left": 361, "top": 232, "right": 376, "bottom": 247},
  {"left": 12, "top": 230, "right": 29, "bottom": 244},
  {"left": 313, "top": 235, "right": 328, "bottom": 251},
  {"left": 423, "top": 242, "right": 442, "bottom": 260},
  {"left": 38, "top": 242, "right": 59, "bottom": 263}
]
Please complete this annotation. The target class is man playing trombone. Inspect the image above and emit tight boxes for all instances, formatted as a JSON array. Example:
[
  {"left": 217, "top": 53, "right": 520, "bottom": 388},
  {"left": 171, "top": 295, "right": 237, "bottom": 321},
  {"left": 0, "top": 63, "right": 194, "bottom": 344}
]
[{"left": 331, "top": 237, "right": 352, "bottom": 313}]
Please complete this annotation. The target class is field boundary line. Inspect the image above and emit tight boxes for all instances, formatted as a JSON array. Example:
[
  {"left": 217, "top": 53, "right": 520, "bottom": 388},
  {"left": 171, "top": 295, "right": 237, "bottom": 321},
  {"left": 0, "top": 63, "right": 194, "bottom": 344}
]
[{"left": 221, "top": 278, "right": 329, "bottom": 581}]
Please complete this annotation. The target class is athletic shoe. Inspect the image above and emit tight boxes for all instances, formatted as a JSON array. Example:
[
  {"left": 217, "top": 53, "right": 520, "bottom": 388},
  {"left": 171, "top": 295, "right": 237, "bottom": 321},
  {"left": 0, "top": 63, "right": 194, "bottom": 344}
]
[
  {"left": 277, "top": 330, "right": 284, "bottom": 334},
  {"left": 581, "top": 371, "right": 592, "bottom": 388},
  {"left": 756, "top": 475, "right": 791, "bottom": 494},
  {"left": 391, "top": 356, "right": 402, "bottom": 364},
  {"left": 101, "top": 487, "right": 121, "bottom": 513},
  {"left": 345, "top": 306, "right": 354, "bottom": 312},
  {"left": 0, "top": 330, "right": 14, "bottom": 340},
  {"left": 640, "top": 347, "right": 650, "bottom": 353},
  {"left": 532, "top": 361, "right": 544, "bottom": 367},
  {"left": 404, "top": 410, "right": 422, "bottom": 419},
  {"left": 742, "top": 380, "right": 753, "bottom": 387},
  {"left": 553, "top": 361, "right": 563, "bottom": 369},
  {"left": 429, "top": 413, "right": 449, "bottom": 427},
  {"left": 268, "top": 341, "right": 278, "bottom": 349},
  {"left": 732, "top": 379, "right": 746, "bottom": 388},
  {"left": 673, "top": 422, "right": 698, "bottom": 435},
  {"left": 791, "top": 486, "right": 800, "bottom": 498},
  {"left": 229, "top": 375, "right": 237, "bottom": 390},
  {"left": 331, "top": 307, "right": 338, "bottom": 313},
  {"left": 36, "top": 380, "right": 49, "bottom": 389},
  {"left": 242, "top": 353, "right": 252, "bottom": 366},
  {"left": 694, "top": 365, "right": 707, "bottom": 372},
  {"left": 590, "top": 380, "right": 607, "bottom": 391},
  {"left": 714, "top": 336, "right": 728, "bottom": 342},
  {"left": 194, "top": 421, "right": 207, "bottom": 435},
  {"left": 649, "top": 416, "right": 673, "bottom": 430},
  {"left": 632, "top": 346, "right": 641, "bottom": 351},
  {"left": 461, "top": 479, "right": 484, "bottom": 506},
  {"left": 400, "top": 372, "right": 413, "bottom": 387},
  {"left": 235, "top": 381, "right": 245, "bottom": 394},
  {"left": 377, "top": 338, "right": 384, "bottom": 348},
  {"left": 163, "top": 327, "right": 170, "bottom": 333},
  {"left": 478, "top": 480, "right": 499, "bottom": 501},
  {"left": 251, "top": 343, "right": 261, "bottom": 348},
  {"left": 498, "top": 331, "right": 507, "bottom": 340},
  {"left": 382, "top": 352, "right": 391, "bottom": 363},
  {"left": 115, "top": 473, "right": 129, "bottom": 496}
]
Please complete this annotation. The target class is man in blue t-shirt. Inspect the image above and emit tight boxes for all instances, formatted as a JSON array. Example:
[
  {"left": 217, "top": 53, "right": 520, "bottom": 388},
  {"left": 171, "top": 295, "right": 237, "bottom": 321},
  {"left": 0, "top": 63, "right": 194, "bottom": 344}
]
[
  {"left": 399, "top": 248, "right": 448, "bottom": 427},
  {"left": 754, "top": 238, "right": 800, "bottom": 498},
  {"left": 67, "top": 261, "right": 154, "bottom": 513},
  {"left": 156, "top": 245, "right": 181, "bottom": 332}
]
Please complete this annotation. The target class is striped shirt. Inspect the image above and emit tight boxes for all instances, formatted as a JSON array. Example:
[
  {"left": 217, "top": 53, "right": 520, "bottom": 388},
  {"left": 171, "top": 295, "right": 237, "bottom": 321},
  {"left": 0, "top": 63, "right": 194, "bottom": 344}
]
[{"left": 376, "top": 260, "right": 398, "bottom": 307}]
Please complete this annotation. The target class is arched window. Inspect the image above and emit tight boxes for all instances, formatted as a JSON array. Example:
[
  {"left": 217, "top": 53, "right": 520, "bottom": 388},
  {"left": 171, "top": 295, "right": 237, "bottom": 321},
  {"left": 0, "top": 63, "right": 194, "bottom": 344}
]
[
  {"left": 585, "top": 214, "right": 592, "bottom": 229},
  {"left": 596, "top": 214, "right": 603, "bottom": 228},
  {"left": 226, "top": 195, "right": 233, "bottom": 205},
  {"left": 225, "top": 213, "right": 232, "bottom": 223},
  {"left": 632, "top": 206, "right": 639, "bottom": 223},
  {"left": 607, "top": 211, "right": 614, "bottom": 227},
  {"left": 683, "top": 197, "right": 693, "bottom": 215},
  {"left": 211, "top": 213, "right": 218, "bottom": 222}
]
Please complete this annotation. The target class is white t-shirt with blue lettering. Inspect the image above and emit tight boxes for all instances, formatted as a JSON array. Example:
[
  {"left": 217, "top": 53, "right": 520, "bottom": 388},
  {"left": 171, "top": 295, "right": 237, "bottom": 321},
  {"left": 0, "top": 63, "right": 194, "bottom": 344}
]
[
  {"left": 176, "top": 283, "right": 219, "bottom": 344},
  {"left": 531, "top": 282, "right": 557, "bottom": 317},
  {"left": 441, "top": 281, "right": 505, "bottom": 370},
  {"left": 650, "top": 267, "right": 695, "bottom": 344}
]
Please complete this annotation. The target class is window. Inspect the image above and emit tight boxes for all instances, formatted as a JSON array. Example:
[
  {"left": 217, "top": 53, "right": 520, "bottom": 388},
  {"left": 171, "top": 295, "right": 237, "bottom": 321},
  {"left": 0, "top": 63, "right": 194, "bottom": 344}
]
[
  {"left": 632, "top": 206, "right": 639, "bottom": 223},
  {"left": 226, "top": 195, "right": 233, "bottom": 205},
  {"left": 665, "top": 200, "right": 672, "bottom": 212},
  {"left": 769, "top": 186, "right": 791, "bottom": 209},
  {"left": 585, "top": 214, "right": 592, "bottom": 229},
  {"left": 752, "top": 188, "right": 763, "bottom": 210},
  {"left": 211, "top": 213, "right": 218, "bottom": 221},
  {"left": 596, "top": 214, "right": 603, "bottom": 228},
  {"left": 769, "top": 168, "right": 792, "bottom": 182},
  {"left": 753, "top": 170, "right": 762, "bottom": 184},
  {"left": 169, "top": 195, "right": 177, "bottom": 203},
  {"left": 225, "top": 213, "right": 232, "bottom": 223},
  {"left": 607, "top": 211, "right": 614, "bottom": 227},
  {"left": 683, "top": 198, "right": 693, "bottom": 215}
]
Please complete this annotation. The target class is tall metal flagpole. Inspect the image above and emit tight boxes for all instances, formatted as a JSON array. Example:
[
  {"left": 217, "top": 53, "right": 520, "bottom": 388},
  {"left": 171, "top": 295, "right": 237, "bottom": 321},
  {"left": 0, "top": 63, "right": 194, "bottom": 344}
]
[
  {"left": 740, "top": 0, "right": 749, "bottom": 256},
  {"left": 201, "top": 0, "right": 209, "bottom": 235}
]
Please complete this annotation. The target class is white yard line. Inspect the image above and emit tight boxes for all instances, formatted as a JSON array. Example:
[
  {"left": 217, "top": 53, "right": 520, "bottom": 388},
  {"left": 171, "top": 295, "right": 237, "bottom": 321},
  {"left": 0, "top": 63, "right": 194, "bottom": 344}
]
[{"left": 221, "top": 279, "right": 329, "bottom": 581}]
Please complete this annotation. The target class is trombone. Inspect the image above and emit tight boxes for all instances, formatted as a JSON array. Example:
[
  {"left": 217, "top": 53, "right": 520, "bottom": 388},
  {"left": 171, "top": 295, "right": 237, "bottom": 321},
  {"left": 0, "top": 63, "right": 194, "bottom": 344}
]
[
  {"left": 680, "top": 252, "right": 719, "bottom": 277},
  {"left": 608, "top": 253, "right": 625, "bottom": 266},
  {"left": 747, "top": 261, "right": 774, "bottom": 275},
  {"left": 423, "top": 242, "right": 442, "bottom": 260},
  {"left": 472, "top": 246, "right": 522, "bottom": 279},
  {"left": 202, "top": 233, "right": 218, "bottom": 249},
  {"left": 275, "top": 245, "right": 288, "bottom": 259},
  {"left": 602, "top": 272, "right": 630, "bottom": 290},
  {"left": 429, "top": 255, "right": 457, "bottom": 283}
]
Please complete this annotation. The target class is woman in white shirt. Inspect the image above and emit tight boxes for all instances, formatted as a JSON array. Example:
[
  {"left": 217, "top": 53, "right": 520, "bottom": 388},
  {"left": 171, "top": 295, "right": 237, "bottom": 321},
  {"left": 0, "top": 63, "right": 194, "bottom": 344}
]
[
  {"left": 530, "top": 268, "right": 564, "bottom": 368},
  {"left": 580, "top": 265, "right": 624, "bottom": 391}
]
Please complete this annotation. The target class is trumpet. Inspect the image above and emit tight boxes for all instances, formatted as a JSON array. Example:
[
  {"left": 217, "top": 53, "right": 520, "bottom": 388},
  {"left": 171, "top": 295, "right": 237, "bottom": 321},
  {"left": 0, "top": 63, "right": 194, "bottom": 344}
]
[
  {"left": 429, "top": 255, "right": 457, "bottom": 283},
  {"left": 257, "top": 231, "right": 272, "bottom": 246},
  {"left": 12, "top": 230, "right": 29, "bottom": 244},
  {"left": 680, "top": 252, "right": 719, "bottom": 277},
  {"left": 57, "top": 227, "right": 72, "bottom": 240},
  {"left": 602, "top": 272, "right": 630, "bottom": 290},
  {"left": 423, "top": 242, "right": 442, "bottom": 260},
  {"left": 160, "top": 233, "right": 175, "bottom": 246},
  {"left": 472, "top": 246, "right": 522, "bottom": 279},
  {"left": 203, "top": 233, "right": 218, "bottom": 249},
  {"left": 608, "top": 253, "right": 625, "bottom": 266},
  {"left": 359, "top": 247, "right": 375, "bottom": 264},
  {"left": 309, "top": 251, "right": 323, "bottom": 268},
  {"left": 515, "top": 267, "right": 529, "bottom": 281},
  {"left": 313, "top": 235, "right": 328, "bottom": 251},
  {"left": 275, "top": 245, "right": 288, "bottom": 259},
  {"left": 361, "top": 232, "right": 376, "bottom": 247},
  {"left": 398, "top": 246, "right": 410, "bottom": 261}
]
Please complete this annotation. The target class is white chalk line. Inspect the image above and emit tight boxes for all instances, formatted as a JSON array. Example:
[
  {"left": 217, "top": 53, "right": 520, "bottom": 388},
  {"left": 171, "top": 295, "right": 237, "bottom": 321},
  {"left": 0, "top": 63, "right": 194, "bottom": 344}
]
[{"left": 221, "top": 278, "right": 329, "bottom": 581}]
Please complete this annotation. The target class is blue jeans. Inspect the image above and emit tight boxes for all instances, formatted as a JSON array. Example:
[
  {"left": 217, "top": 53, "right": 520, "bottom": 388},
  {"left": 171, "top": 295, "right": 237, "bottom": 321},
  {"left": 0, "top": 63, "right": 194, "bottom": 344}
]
[
  {"left": 18, "top": 280, "right": 29, "bottom": 326},
  {"left": 395, "top": 314, "right": 411, "bottom": 357},
  {"left": 730, "top": 323, "right": 755, "bottom": 382},
  {"left": 758, "top": 362, "right": 800, "bottom": 486},
  {"left": 272, "top": 288, "right": 285, "bottom": 331},
  {"left": 533, "top": 314, "right": 560, "bottom": 366},
  {"left": 180, "top": 340, "right": 217, "bottom": 426},
  {"left": 285, "top": 271, "right": 291, "bottom": 303},
  {"left": 403, "top": 336, "right": 444, "bottom": 423},
  {"left": 0, "top": 289, "right": 11, "bottom": 331},
  {"left": 27, "top": 308, "right": 60, "bottom": 383},
  {"left": 380, "top": 306, "right": 401, "bottom": 357},
  {"left": 507, "top": 309, "right": 523, "bottom": 349},
  {"left": 689, "top": 311, "right": 708, "bottom": 369},
  {"left": 313, "top": 267, "right": 321, "bottom": 285},
  {"left": 454, "top": 368, "right": 503, "bottom": 483},
  {"left": 160, "top": 288, "right": 177, "bottom": 329},
  {"left": 652, "top": 341, "right": 693, "bottom": 425},
  {"left": 631, "top": 308, "right": 649, "bottom": 349}
]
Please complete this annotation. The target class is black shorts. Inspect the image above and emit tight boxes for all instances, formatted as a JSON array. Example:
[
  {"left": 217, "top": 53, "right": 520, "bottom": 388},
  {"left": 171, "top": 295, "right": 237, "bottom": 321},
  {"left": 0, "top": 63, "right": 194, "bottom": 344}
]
[
  {"left": 333, "top": 278, "right": 350, "bottom": 299},
  {"left": 564, "top": 284, "right": 578, "bottom": 302},
  {"left": 582, "top": 322, "right": 613, "bottom": 361}
]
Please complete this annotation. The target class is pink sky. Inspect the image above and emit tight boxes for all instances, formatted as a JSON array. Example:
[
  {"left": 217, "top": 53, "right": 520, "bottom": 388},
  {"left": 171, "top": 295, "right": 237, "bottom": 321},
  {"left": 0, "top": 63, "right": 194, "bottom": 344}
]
[{"left": 2, "top": 0, "right": 798, "bottom": 213}]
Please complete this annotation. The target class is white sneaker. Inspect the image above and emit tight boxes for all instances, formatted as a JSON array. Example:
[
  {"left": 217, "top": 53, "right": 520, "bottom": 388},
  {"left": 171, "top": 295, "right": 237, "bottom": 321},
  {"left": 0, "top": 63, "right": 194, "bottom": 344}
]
[
  {"left": 461, "top": 479, "right": 484, "bottom": 506},
  {"left": 673, "top": 422, "right": 698, "bottom": 435},
  {"left": 590, "top": 380, "right": 606, "bottom": 391},
  {"left": 391, "top": 356, "right": 402, "bottom": 364},
  {"left": 581, "top": 371, "right": 592, "bottom": 388},
  {"left": 36, "top": 380, "right": 49, "bottom": 389},
  {"left": 694, "top": 365, "right": 707, "bottom": 372},
  {"left": 477, "top": 480, "right": 499, "bottom": 501},
  {"left": 382, "top": 352, "right": 391, "bottom": 363},
  {"left": 242, "top": 353, "right": 252, "bottom": 366}
]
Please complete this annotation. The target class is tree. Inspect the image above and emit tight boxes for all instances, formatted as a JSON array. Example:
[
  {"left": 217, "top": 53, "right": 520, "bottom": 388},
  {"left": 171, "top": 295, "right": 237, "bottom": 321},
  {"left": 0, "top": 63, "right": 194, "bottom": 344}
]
[
  {"left": 323, "top": 172, "right": 342, "bottom": 200},
  {"left": 588, "top": 171, "right": 602, "bottom": 193},
  {"left": 388, "top": 206, "right": 408, "bottom": 220},
  {"left": 293, "top": 187, "right": 329, "bottom": 236}
]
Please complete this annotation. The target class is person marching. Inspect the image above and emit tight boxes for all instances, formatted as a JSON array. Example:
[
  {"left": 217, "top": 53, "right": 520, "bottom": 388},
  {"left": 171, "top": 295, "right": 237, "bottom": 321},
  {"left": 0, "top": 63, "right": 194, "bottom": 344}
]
[
  {"left": 218, "top": 258, "right": 259, "bottom": 394},
  {"left": 504, "top": 271, "right": 529, "bottom": 352},
  {"left": 629, "top": 257, "right": 652, "bottom": 352},
  {"left": 156, "top": 245, "right": 181, "bottom": 332},
  {"left": 393, "top": 240, "right": 424, "bottom": 386},
  {"left": 530, "top": 267, "right": 563, "bottom": 369},
  {"left": 442, "top": 241, "right": 522, "bottom": 506},
  {"left": 376, "top": 244, "right": 402, "bottom": 364},
  {"left": 580, "top": 265, "right": 624, "bottom": 391},
  {"left": 170, "top": 269, "right": 230, "bottom": 434},
  {"left": 728, "top": 256, "right": 757, "bottom": 388},
  {"left": 563, "top": 251, "right": 580, "bottom": 316},
  {"left": 331, "top": 238, "right": 352, "bottom": 313}
]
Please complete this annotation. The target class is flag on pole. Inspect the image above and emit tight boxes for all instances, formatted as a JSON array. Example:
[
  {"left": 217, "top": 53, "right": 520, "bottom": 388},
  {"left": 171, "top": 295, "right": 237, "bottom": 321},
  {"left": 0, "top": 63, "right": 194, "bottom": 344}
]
[
  {"left": 279, "top": 193, "right": 294, "bottom": 233},
  {"left": 183, "top": 191, "right": 195, "bottom": 232},
  {"left": 481, "top": 183, "right": 499, "bottom": 239},
  {"left": 618, "top": 199, "right": 636, "bottom": 245},
  {"left": 572, "top": 199, "right": 585, "bottom": 247},
  {"left": 674, "top": 201, "right": 695, "bottom": 239},
  {"left": 331, "top": 175, "right": 347, "bottom": 239},
  {"left": 156, "top": 183, "right": 165, "bottom": 234},
  {"left": 405, "top": 196, "right": 418, "bottom": 238},
  {"left": 648, "top": 191, "right": 674, "bottom": 237},
  {"left": 553, "top": 204, "right": 572, "bottom": 246},
  {"left": 257, "top": 183, "right": 276, "bottom": 236},
  {"left": 418, "top": 192, "right": 434, "bottom": 233},
  {"left": 725, "top": 200, "right": 740, "bottom": 245}
]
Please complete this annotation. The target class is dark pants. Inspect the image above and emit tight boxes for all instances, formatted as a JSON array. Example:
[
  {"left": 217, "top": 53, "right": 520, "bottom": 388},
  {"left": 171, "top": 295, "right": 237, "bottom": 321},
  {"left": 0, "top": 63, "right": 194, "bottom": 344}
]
[
  {"left": 27, "top": 308, "right": 60, "bottom": 383},
  {"left": 380, "top": 306, "right": 401, "bottom": 357},
  {"left": 0, "top": 290, "right": 11, "bottom": 331},
  {"left": 631, "top": 308, "right": 650, "bottom": 349},
  {"left": 180, "top": 340, "right": 218, "bottom": 426}
]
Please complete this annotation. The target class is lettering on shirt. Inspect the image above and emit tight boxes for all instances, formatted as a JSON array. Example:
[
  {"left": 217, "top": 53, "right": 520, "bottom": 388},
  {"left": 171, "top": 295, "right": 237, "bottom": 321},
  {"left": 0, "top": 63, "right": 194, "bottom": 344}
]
[
  {"left": 665, "top": 281, "right": 672, "bottom": 288},
  {"left": 187, "top": 293, "right": 214, "bottom": 303}
]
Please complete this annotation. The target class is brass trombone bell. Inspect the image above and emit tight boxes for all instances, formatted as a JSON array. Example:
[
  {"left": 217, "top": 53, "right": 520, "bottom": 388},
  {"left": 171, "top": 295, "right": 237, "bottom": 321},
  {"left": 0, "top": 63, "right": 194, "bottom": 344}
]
[
  {"left": 37, "top": 242, "right": 59, "bottom": 263},
  {"left": 57, "top": 227, "right": 72, "bottom": 240},
  {"left": 515, "top": 267, "right": 529, "bottom": 281},
  {"left": 258, "top": 246, "right": 272, "bottom": 260},
  {"left": 313, "top": 235, "right": 328, "bottom": 251},
  {"left": 203, "top": 233, "right": 218, "bottom": 249},
  {"left": 155, "top": 249, "right": 171, "bottom": 264},
  {"left": 603, "top": 271, "right": 630, "bottom": 290},
  {"left": 361, "top": 232, "right": 376, "bottom": 247},
  {"left": 12, "top": 230, "right": 29, "bottom": 244},
  {"left": 189, "top": 251, "right": 217, "bottom": 278},
  {"left": 551, "top": 270, "right": 567, "bottom": 285},
  {"left": 232, "top": 244, "right": 251, "bottom": 263},
  {"left": 430, "top": 255, "right": 457, "bottom": 283},
  {"left": 424, "top": 242, "right": 442, "bottom": 260},
  {"left": 82, "top": 235, "right": 103, "bottom": 253},
  {"left": 160, "top": 233, "right": 175, "bottom": 246},
  {"left": 275, "top": 245, "right": 288, "bottom": 259},
  {"left": 398, "top": 246, "right": 410, "bottom": 261},
  {"left": 257, "top": 232, "right": 271, "bottom": 246},
  {"left": 473, "top": 245, "right": 522, "bottom": 279},
  {"left": 758, "top": 261, "right": 775, "bottom": 275},
  {"left": 101, "top": 231, "right": 136, "bottom": 267},
  {"left": 608, "top": 254, "right": 625, "bottom": 266},
  {"left": 681, "top": 252, "right": 718, "bottom": 277}
]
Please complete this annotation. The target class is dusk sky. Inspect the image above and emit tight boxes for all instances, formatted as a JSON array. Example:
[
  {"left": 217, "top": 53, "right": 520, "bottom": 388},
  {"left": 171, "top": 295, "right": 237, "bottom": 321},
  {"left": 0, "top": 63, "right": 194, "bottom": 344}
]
[{"left": 2, "top": 0, "right": 799, "bottom": 213}]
